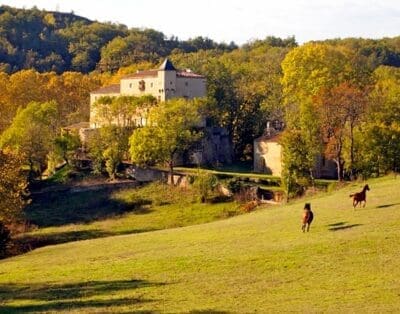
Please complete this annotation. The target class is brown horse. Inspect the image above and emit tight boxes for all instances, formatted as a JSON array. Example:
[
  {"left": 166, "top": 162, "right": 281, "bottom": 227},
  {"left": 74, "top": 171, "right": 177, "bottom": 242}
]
[
  {"left": 302, "top": 203, "right": 314, "bottom": 232},
  {"left": 349, "top": 184, "right": 370, "bottom": 208}
]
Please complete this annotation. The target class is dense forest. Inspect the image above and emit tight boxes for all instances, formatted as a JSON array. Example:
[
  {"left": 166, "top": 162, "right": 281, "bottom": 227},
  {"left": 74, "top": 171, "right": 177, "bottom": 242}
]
[
  {"left": 2, "top": 5, "right": 400, "bottom": 240},
  {"left": 0, "top": 5, "right": 237, "bottom": 73}
]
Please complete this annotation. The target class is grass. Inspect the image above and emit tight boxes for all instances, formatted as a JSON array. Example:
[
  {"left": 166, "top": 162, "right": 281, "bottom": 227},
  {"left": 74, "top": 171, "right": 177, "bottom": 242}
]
[
  {"left": 1, "top": 176, "right": 400, "bottom": 312},
  {"left": 20, "top": 182, "right": 240, "bottom": 250}
]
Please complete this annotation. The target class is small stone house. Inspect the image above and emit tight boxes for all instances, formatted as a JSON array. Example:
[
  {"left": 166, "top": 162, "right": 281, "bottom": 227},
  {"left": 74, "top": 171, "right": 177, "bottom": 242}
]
[{"left": 254, "top": 127, "right": 337, "bottom": 179}]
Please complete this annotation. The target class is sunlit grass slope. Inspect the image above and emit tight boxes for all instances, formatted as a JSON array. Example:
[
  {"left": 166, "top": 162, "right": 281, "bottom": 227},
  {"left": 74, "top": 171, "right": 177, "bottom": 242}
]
[
  {"left": 1, "top": 176, "right": 400, "bottom": 313},
  {"left": 22, "top": 182, "right": 240, "bottom": 248}
]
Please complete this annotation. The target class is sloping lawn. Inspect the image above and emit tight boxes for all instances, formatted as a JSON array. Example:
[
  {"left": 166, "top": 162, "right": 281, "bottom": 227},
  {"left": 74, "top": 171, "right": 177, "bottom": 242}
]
[
  {"left": 20, "top": 182, "right": 240, "bottom": 249},
  {"left": 1, "top": 176, "right": 400, "bottom": 313}
]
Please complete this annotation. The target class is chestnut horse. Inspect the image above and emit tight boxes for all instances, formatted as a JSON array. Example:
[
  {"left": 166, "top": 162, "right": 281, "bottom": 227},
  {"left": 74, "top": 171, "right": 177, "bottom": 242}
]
[
  {"left": 349, "top": 184, "right": 370, "bottom": 208},
  {"left": 302, "top": 203, "right": 314, "bottom": 232}
]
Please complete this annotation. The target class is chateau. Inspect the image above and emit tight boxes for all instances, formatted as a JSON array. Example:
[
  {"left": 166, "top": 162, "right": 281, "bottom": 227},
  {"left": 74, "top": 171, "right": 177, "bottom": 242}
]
[
  {"left": 85, "top": 59, "right": 232, "bottom": 166},
  {"left": 89, "top": 59, "right": 206, "bottom": 128}
]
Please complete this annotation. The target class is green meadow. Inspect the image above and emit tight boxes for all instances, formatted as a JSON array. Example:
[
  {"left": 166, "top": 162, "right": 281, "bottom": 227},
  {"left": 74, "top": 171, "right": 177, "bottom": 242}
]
[{"left": 1, "top": 176, "right": 400, "bottom": 313}]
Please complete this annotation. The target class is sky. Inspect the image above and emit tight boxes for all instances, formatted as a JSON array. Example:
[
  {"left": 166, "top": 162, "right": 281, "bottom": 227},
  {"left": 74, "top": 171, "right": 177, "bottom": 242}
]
[{"left": 1, "top": 0, "right": 400, "bottom": 44}]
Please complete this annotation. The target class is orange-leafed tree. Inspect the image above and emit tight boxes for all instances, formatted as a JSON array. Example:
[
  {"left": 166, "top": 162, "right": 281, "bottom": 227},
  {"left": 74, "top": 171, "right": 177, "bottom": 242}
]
[{"left": 315, "top": 83, "right": 368, "bottom": 180}]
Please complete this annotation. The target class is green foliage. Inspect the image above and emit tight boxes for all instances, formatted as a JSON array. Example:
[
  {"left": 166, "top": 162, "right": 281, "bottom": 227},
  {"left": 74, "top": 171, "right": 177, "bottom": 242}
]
[
  {"left": 54, "top": 132, "right": 81, "bottom": 165},
  {"left": 129, "top": 99, "right": 203, "bottom": 182},
  {"left": 281, "top": 130, "right": 313, "bottom": 198},
  {"left": 0, "top": 101, "right": 58, "bottom": 178},
  {"left": 87, "top": 126, "right": 131, "bottom": 178},
  {"left": 192, "top": 170, "right": 218, "bottom": 203},
  {"left": 93, "top": 95, "right": 156, "bottom": 127},
  {"left": 0, "top": 5, "right": 235, "bottom": 74},
  {"left": 348, "top": 66, "right": 400, "bottom": 178}
]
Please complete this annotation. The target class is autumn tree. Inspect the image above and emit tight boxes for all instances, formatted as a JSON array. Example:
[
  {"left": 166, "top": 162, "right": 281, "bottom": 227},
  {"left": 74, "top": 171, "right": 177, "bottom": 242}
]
[
  {"left": 315, "top": 83, "right": 368, "bottom": 180},
  {"left": 281, "top": 43, "right": 363, "bottom": 185},
  {"left": 0, "top": 149, "right": 28, "bottom": 257},
  {"left": 129, "top": 98, "right": 203, "bottom": 184}
]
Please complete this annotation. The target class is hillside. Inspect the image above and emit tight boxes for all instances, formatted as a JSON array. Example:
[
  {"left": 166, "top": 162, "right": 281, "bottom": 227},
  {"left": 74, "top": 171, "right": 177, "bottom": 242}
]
[
  {"left": 0, "top": 176, "right": 399, "bottom": 312},
  {"left": 0, "top": 5, "right": 236, "bottom": 74}
]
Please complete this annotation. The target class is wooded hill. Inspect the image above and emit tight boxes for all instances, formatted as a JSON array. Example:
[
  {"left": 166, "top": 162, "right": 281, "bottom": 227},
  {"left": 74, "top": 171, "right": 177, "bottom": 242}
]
[
  {"left": 0, "top": 5, "right": 237, "bottom": 73},
  {"left": 3, "top": 5, "right": 400, "bottom": 75}
]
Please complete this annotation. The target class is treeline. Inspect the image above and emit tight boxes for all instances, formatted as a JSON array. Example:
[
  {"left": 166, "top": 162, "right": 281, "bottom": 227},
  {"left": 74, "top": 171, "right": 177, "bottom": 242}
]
[
  {"left": 0, "top": 5, "right": 237, "bottom": 73},
  {"left": 0, "top": 70, "right": 103, "bottom": 133},
  {"left": 280, "top": 43, "right": 400, "bottom": 196}
]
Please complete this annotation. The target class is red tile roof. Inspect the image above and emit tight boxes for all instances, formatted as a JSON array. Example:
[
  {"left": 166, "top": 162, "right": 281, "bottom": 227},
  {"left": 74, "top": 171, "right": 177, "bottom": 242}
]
[
  {"left": 177, "top": 71, "right": 205, "bottom": 78},
  {"left": 122, "top": 70, "right": 158, "bottom": 79},
  {"left": 91, "top": 84, "right": 120, "bottom": 94}
]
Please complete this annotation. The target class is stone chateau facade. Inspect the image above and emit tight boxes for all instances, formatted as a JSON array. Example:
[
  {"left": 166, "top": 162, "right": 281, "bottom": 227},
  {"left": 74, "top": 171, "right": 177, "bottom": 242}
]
[
  {"left": 89, "top": 59, "right": 206, "bottom": 128},
  {"left": 85, "top": 58, "right": 232, "bottom": 165}
]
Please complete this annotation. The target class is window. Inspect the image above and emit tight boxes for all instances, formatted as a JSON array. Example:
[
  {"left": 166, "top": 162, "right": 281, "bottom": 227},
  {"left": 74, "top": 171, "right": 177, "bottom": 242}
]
[
  {"left": 185, "top": 81, "right": 188, "bottom": 87},
  {"left": 150, "top": 82, "right": 153, "bottom": 88},
  {"left": 170, "top": 81, "right": 173, "bottom": 85},
  {"left": 139, "top": 80, "right": 145, "bottom": 91},
  {"left": 129, "top": 83, "right": 132, "bottom": 88}
]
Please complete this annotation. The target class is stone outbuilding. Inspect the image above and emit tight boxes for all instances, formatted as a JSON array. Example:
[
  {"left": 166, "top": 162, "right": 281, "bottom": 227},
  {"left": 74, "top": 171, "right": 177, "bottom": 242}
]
[{"left": 253, "top": 127, "right": 337, "bottom": 179}]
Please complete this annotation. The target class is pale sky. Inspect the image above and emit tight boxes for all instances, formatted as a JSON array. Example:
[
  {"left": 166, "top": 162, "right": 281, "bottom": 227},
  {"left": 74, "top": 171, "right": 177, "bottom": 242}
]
[{"left": 1, "top": 0, "right": 400, "bottom": 44}]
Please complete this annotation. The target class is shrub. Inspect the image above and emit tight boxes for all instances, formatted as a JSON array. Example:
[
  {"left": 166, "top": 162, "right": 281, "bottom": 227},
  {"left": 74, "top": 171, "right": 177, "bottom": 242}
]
[{"left": 192, "top": 170, "right": 218, "bottom": 203}]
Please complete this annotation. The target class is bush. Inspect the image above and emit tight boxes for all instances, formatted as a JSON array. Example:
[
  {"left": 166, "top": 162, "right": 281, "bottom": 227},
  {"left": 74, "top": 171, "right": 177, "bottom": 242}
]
[{"left": 192, "top": 170, "right": 218, "bottom": 203}]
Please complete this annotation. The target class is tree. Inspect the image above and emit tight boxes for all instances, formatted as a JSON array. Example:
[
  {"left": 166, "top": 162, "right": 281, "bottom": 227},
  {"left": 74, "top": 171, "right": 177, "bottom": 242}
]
[
  {"left": 358, "top": 66, "right": 400, "bottom": 176},
  {"left": 92, "top": 95, "right": 156, "bottom": 128},
  {"left": 0, "top": 148, "right": 27, "bottom": 225},
  {"left": 0, "top": 101, "right": 58, "bottom": 179},
  {"left": 315, "top": 83, "right": 368, "bottom": 180},
  {"left": 281, "top": 43, "right": 355, "bottom": 183},
  {"left": 129, "top": 99, "right": 203, "bottom": 184},
  {"left": 192, "top": 170, "right": 218, "bottom": 203},
  {"left": 0, "top": 148, "right": 28, "bottom": 258},
  {"left": 87, "top": 125, "right": 131, "bottom": 179},
  {"left": 280, "top": 129, "right": 313, "bottom": 199},
  {"left": 54, "top": 132, "right": 81, "bottom": 165}
]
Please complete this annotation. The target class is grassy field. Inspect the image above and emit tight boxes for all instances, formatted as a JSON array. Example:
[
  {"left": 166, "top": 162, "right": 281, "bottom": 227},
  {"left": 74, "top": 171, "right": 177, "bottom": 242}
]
[
  {"left": 1, "top": 176, "right": 400, "bottom": 313},
  {"left": 21, "top": 182, "right": 240, "bottom": 249}
]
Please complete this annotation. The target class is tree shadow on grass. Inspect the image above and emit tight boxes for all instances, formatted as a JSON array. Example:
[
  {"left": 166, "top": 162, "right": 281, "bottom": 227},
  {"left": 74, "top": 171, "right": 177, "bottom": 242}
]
[
  {"left": 25, "top": 188, "right": 154, "bottom": 228},
  {"left": 0, "top": 279, "right": 163, "bottom": 313},
  {"left": 13, "top": 228, "right": 158, "bottom": 256},
  {"left": 328, "top": 223, "right": 363, "bottom": 231}
]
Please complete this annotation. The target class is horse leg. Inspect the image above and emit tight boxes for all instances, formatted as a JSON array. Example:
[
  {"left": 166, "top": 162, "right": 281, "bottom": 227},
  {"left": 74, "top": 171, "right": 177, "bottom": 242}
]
[
  {"left": 307, "top": 223, "right": 311, "bottom": 232},
  {"left": 302, "top": 224, "right": 305, "bottom": 232}
]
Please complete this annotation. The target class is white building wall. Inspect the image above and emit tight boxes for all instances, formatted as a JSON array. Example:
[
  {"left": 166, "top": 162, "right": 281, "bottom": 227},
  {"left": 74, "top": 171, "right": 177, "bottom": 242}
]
[
  {"left": 120, "top": 77, "right": 161, "bottom": 98},
  {"left": 175, "top": 77, "right": 206, "bottom": 99}
]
